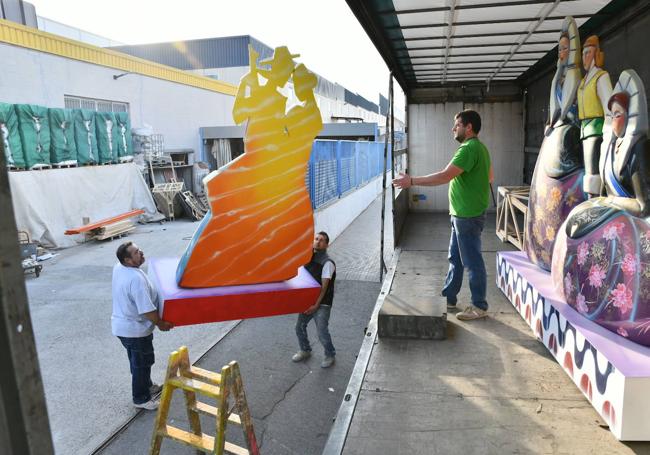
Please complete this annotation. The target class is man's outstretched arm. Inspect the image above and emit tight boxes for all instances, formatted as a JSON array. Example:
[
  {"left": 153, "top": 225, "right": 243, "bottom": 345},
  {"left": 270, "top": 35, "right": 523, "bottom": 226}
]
[{"left": 393, "top": 163, "right": 463, "bottom": 189}]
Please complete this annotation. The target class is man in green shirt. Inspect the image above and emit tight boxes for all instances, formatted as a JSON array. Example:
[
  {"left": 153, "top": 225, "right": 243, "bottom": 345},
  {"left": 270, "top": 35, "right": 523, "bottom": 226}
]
[{"left": 393, "top": 110, "right": 492, "bottom": 321}]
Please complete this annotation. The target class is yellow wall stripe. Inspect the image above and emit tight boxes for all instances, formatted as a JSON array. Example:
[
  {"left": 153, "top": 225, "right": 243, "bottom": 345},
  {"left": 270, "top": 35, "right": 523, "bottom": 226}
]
[{"left": 0, "top": 19, "right": 237, "bottom": 96}]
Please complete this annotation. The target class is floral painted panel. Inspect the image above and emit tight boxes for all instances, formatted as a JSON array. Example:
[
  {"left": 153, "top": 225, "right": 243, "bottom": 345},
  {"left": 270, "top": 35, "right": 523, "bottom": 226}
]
[
  {"left": 557, "top": 212, "right": 650, "bottom": 346},
  {"left": 526, "top": 168, "right": 586, "bottom": 270}
]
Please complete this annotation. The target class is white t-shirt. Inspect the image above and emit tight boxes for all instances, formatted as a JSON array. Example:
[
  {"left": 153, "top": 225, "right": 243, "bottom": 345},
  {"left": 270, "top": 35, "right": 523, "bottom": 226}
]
[
  {"left": 322, "top": 261, "right": 335, "bottom": 280},
  {"left": 111, "top": 263, "right": 160, "bottom": 337}
]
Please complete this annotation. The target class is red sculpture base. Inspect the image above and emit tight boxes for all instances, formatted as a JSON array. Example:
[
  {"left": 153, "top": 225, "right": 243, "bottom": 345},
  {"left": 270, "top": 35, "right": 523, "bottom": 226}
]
[{"left": 148, "top": 257, "right": 321, "bottom": 326}]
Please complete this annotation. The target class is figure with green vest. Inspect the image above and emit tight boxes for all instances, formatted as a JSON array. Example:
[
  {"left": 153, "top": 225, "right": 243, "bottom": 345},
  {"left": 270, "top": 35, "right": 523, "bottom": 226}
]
[
  {"left": 578, "top": 35, "right": 613, "bottom": 197},
  {"left": 393, "top": 110, "right": 493, "bottom": 321}
]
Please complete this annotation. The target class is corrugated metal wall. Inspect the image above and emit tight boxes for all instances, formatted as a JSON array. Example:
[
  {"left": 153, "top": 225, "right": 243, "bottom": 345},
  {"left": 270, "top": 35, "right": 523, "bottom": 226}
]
[
  {"left": 408, "top": 102, "right": 462, "bottom": 212},
  {"left": 466, "top": 102, "right": 524, "bottom": 191},
  {"left": 408, "top": 101, "right": 524, "bottom": 212}
]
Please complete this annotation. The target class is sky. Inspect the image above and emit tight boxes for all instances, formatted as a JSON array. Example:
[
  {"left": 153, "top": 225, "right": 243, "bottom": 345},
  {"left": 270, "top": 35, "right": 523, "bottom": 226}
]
[{"left": 29, "top": 0, "right": 406, "bottom": 118}]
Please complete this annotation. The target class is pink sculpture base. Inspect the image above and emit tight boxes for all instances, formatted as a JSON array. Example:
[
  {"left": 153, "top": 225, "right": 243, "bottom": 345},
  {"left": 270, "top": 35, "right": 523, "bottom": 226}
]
[{"left": 148, "top": 257, "right": 321, "bottom": 326}]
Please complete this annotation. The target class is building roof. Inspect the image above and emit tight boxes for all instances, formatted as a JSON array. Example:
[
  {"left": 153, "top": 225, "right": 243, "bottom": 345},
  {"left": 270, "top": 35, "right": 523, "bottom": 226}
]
[
  {"left": 111, "top": 35, "right": 381, "bottom": 114},
  {"left": 110, "top": 35, "right": 274, "bottom": 70}
]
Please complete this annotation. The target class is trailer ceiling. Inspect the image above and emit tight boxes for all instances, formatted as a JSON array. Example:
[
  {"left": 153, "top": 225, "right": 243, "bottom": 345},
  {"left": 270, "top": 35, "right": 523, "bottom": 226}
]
[{"left": 346, "top": 0, "right": 614, "bottom": 92}]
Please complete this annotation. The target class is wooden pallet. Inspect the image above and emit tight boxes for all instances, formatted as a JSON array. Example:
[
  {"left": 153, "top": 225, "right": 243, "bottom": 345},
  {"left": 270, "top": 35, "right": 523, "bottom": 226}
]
[
  {"left": 197, "top": 193, "right": 210, "bottom": 213},
  {"left": 52, "top": 163, "right": 78, "bottom": 168},
  {"left": 29, "top": 164, "right": 52, "bottom": 170},
  {"left": 179, "top": 191, "right": 207, "bottom": 221},
  {"left": 496, "top": 185, "right": 530, "bottom": 250},
  {"left": 92, "top": 220, "right": 135, "bottom": 241}
]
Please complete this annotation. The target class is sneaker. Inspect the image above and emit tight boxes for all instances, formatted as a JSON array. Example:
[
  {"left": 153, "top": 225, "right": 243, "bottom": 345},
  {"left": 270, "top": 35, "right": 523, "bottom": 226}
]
[
  {"left": 134, "top": 398, "right": 159, "bottom": 410},
  {"left": 292, "top": 350, "right": 311, "bottom": 362},
  {"left": 456, "top": 305, "right": 488, "bottom": 321},
  {"left": 149, "top": 384, "right": 162, "bottom": 396},
  {"left": 321, "top": 356, "right": 335, "bottom": 368}
]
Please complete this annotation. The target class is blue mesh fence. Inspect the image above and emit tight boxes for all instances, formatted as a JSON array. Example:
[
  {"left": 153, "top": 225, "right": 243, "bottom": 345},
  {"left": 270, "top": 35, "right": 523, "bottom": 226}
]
[{"left": 306, "top": 139, "right": 391, "bottom": 209}]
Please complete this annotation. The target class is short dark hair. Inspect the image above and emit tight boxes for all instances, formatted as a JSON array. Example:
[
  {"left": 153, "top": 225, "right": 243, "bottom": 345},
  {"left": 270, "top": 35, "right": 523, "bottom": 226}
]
[
  {"left": 455, "top": 110, "right": 481, "bottom": 134},
  {"left": 116, "top": 241, "right": 134, "bottom": 265},
  {"left": 317, "top": 231, "right": 330, "bottom": 244}
]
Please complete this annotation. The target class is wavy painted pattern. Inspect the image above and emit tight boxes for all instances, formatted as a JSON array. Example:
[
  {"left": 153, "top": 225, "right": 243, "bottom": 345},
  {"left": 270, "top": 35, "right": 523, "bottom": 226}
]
[
  {"left": 496, "top": 252, "right": 624, "bottom": 438},
  {"left": 177, "top": 48, "right": 322, "bottom": 288}
]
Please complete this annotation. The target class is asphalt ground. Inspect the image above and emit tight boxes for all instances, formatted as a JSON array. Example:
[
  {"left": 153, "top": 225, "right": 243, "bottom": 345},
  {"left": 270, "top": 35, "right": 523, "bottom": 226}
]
[
  {"left": 98, "top": 279, "right": 380, "bottom": 455},
  {"left": 97, "top": 194, "right": 393, "bottom": 455}
]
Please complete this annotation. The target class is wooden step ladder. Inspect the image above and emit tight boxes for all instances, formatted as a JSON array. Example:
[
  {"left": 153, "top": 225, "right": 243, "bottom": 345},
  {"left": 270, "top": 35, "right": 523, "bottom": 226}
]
[{"left": 150, "top": 346, "right": 259, "bottom": 455}]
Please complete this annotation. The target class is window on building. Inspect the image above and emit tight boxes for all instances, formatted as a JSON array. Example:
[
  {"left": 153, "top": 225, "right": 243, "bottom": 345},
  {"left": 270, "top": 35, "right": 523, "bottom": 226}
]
[{"left": 64, "top": 95, "right": 129, "bottom": 113}]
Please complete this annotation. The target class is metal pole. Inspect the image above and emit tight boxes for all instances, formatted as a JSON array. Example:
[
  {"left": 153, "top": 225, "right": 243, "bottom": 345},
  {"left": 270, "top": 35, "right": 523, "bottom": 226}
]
[
  {"left": 0, "top": 136, "right": 54, "bottom": 454},
  {"left": 390, "top": 74, "right": 396, "bottom": 246},
  {"left": 379, "top": 73, "right": 392, "bottom": 282}
]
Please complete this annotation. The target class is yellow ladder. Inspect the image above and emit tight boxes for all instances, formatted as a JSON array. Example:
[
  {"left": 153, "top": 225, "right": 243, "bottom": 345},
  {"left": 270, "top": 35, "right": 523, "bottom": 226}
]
[{"left": 150, "top": 346, "right": 259, "bottom": 455}]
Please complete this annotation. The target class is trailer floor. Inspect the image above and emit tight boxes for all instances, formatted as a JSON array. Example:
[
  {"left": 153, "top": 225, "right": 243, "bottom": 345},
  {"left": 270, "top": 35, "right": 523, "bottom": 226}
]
[{"left": 340, "top": 212, "right": 650, "bottom": 455}]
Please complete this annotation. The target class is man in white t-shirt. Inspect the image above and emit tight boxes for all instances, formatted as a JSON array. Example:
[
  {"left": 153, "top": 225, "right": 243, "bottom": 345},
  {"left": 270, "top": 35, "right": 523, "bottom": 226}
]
[
  {"left": 112, "top": 242, "right": 173, "bottom": 410},
  {"left": 292, "top": 231, "right": 337, "bottom": 368}
]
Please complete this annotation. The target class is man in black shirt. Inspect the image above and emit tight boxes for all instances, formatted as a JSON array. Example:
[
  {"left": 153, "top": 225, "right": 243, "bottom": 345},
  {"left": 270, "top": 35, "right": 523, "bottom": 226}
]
[{"left": 292, "top": 231, "right": 336, "bottom": 368}]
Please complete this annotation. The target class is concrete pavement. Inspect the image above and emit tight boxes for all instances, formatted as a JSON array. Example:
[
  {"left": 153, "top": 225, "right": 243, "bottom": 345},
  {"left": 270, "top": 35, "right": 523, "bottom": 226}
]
[
  {"left": 96, "top": 195, "right": 392, "bottom": 454},
  {"left": 25, "top": 220, "right": 238, "bottom": 455}
]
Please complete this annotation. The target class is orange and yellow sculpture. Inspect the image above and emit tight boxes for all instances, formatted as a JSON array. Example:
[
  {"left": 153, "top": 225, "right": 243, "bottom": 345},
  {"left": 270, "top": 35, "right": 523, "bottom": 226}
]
[{"left": 176, "top": 46, "right": 323, "bottom": 288}]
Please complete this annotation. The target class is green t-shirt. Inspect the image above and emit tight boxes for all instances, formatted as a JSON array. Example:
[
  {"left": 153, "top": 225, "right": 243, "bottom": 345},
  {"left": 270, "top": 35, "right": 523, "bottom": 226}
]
[{"left": 448, "top": 137, "right": 491, "bottom": 218}]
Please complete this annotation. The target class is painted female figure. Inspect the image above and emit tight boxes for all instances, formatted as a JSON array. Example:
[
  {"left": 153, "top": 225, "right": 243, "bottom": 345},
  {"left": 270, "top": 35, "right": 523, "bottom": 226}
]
[
  {"left": 553, "top": 70, "right": 650, "bottom": 346},
  {"left": 524, "top": 16, "right": 586, "bottom": 270}
]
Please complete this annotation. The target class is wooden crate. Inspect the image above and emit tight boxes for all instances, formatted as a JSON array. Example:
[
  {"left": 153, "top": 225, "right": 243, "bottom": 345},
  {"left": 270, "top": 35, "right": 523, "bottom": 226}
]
[{"left": 496, "top": 186, "right": 530, "bottom": 250}]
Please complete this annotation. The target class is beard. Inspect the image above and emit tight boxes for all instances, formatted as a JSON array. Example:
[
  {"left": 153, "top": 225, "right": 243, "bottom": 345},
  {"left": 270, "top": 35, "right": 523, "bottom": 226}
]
[{"left": 454, "top": 132, "right": 465, "bottom": 143}]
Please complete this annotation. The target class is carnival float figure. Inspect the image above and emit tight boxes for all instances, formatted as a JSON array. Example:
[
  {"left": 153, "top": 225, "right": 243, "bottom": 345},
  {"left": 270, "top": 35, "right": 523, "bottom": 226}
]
[
  {"left": 578, "top": 35, "right": 613, "bottom": 197},
  {"left": 552, "top": 70, "right": 650, "bottom": 346},
  {"left": 524, "top": 16, "right": 587, "bottom": 270},
  {"left": 175, "top": 46, "right": 323, "bottom": 288}
]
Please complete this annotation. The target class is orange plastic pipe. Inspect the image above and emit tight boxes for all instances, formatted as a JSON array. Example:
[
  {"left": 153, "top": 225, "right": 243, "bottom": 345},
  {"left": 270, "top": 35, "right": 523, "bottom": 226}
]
[{"left": 64, "top": 209, "right": 144, "bottom": 234}]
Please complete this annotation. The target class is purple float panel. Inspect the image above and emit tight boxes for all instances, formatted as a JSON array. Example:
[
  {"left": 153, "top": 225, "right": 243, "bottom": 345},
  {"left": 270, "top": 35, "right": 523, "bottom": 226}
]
[
  {"left": 149, "top": 257, "right": 321, "bottom": 326},
  {"left": 497, "top": 250, "right": 650, "bottom": 441}
]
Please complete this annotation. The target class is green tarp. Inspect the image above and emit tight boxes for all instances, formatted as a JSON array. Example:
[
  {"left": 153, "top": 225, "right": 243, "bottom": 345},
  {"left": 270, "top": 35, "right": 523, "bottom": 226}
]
[
  {"left": 0, "top": 102, "right": 25, "bottom": 168},
  {"left": 16, "top": 104, "right": 51, "bottom": 169},
  {"left": 73, "top": 109, "right": 98, "bottom": 165},
  {"left": 48, "top": 108, "right": 77, "bottom": 164},
  {"left": 95, "top": 111, "right": 119, "bottom": 164},
  {"left": 115, "top": 112, "right": 133, "bottom": 159}
]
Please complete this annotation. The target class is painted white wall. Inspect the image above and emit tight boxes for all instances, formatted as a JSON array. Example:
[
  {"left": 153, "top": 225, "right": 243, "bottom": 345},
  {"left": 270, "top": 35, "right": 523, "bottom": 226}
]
[
  {"left": 408, "top": 101, "right": 524, "bottom": 212},
  {"left": 408, "top": 102, "right": 463, "bottom": 212},
  {"left": 0, "top": 43, "right": 235, "bottom": 154},
  {"left": 466, "top": 102, "right": 524, "bottom": 189},
  {"left": 189, "top": 66, "right": 248, "bottom": 86},
  {"left": 314, "top": 174, "right": 385, "bottom": 243}
]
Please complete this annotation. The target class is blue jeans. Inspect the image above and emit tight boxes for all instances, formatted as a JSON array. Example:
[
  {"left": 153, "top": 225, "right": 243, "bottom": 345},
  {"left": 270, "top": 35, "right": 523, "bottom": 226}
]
[
  {"left": 441, "top": 214, "right": 488, "bottom": 311},
  {"left": 295, "top": 305, "right": 335, "bottom": 357},
  {"left": 118, "top": 333, "right": 155, "bottom": 404}
]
